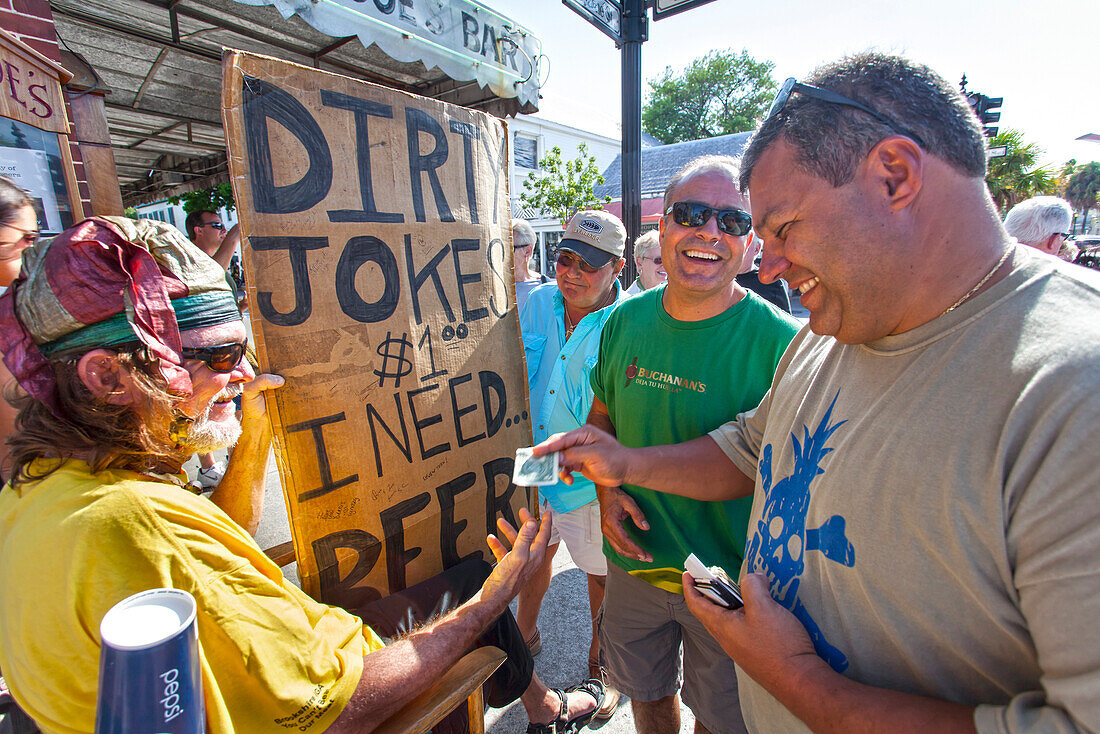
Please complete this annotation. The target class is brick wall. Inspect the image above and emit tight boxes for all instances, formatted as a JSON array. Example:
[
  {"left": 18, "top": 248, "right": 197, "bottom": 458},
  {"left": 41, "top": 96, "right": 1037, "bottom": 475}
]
[{"left": 1, "top": 0, "right": 93, "bottom": 218}]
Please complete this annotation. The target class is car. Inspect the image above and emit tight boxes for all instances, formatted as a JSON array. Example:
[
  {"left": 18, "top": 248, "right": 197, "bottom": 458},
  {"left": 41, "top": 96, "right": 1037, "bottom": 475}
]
[
  {"left": 1071, "top": 237, "right": 1100, "bottom": 271},
  {"left": 1068, "top": 235, "right": 1100, "bottom": 249}
]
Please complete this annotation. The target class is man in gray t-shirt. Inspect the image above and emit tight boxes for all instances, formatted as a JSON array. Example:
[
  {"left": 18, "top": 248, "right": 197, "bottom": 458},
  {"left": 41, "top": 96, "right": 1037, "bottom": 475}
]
[{"left": 537, "top": 52, "right": 1100, "bottom": 733}]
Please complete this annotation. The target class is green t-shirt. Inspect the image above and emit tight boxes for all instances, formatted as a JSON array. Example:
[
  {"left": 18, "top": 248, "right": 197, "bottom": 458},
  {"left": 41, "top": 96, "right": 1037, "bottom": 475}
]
[{"left": 591, "top": 285, "right": 800, "bottom": 592}]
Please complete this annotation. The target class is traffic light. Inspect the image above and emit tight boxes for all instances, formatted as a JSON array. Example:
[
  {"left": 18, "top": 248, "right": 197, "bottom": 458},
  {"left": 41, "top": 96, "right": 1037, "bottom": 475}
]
[{"left": 967, "top": 93, "right": 1002, "bottom": 139}]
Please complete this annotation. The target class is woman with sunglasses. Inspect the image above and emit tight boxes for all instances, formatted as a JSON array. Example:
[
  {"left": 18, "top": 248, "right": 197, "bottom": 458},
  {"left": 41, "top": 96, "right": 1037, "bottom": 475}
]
[
  {"left": 0, "top": 176, "right": 36, "bottom": 290},
  {"left": 624, "top": 229, "right": 667, "bottom": 295},
  {"left": 0, "top": 176, "right": 37, "bottom": 483}
]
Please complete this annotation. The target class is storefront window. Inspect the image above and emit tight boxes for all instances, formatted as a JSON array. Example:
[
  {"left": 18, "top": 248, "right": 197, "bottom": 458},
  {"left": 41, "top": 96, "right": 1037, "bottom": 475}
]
[{"left": 0, "top": 117, "right": 76, "bottom": 235}]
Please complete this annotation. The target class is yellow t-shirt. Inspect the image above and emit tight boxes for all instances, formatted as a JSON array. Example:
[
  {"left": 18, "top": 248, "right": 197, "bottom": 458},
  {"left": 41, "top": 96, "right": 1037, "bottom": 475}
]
[{"left": 0, "top": 459, "right": 384, "bottom": 734}]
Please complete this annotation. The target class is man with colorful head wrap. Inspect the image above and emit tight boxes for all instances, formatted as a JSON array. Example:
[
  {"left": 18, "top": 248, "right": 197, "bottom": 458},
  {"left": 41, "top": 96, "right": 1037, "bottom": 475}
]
[{"left": 0, "top": 217, "right": 603, "bottom": 734}]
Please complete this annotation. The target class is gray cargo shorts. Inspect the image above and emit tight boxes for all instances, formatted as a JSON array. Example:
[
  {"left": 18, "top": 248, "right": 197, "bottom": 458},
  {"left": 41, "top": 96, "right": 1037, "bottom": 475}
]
[{"left": 597, "top": 561, "right": 747, "bottom": 734}]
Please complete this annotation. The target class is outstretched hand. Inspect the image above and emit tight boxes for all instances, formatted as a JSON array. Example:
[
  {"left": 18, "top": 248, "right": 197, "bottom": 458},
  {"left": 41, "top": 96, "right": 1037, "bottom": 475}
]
[
  {"left": 483, "top": 507, "right": 552, "bottom": 606},
  {"left": 534, "top": 425, "right": 633, "bottom": 487},
  {"left": 682, "top": 571, "right": 821, "bottom": 693}
]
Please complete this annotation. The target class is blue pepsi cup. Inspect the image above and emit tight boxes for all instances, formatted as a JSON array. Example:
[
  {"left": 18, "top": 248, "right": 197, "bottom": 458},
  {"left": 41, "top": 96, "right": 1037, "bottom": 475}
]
[{"left": 95, "top": 589, "right": 204, "bottom": 734}]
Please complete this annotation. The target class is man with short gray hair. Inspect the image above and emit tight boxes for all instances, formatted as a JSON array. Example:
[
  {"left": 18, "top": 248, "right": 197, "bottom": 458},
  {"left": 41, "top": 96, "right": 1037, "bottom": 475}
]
[
  {"left": 586, "top": 155, "right": 799, "bottom": 734},
  {"left": 1003, "top": 195, "right": 1073, "bottom": 256},
  {"left": 540, "top": 51, "right": 1100, "bottom": 732},
  {"left": 512, "top": 218, "right": 546, "bottom": 311}
]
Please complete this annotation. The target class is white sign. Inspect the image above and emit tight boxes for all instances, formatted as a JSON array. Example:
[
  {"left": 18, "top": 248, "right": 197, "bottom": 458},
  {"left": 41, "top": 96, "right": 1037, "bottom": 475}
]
[
  {"left": 986, "top": 145, "right": 1008, "bottom": 159},
  {"left": 653, "top": 0, "right": 716, "bottom": 20},
  {"left": 231, "top": 0, "right": 542, "bottom": 108},
  {"left": 0, "top": 148, "right": 62, "bottom": 234},
  {"left": 562, "top": 0, "right": 622, "bottom": 41}
]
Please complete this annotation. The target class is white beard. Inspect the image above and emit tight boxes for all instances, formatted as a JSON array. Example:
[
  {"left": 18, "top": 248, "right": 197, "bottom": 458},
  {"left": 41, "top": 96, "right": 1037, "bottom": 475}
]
[{"left": 181, "top": 400, "right": 242, "bottom": 454}]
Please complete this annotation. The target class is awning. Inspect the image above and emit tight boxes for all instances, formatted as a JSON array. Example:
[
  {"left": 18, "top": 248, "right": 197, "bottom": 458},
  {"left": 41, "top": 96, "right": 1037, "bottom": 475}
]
[
  {"left": 235, "top": 0, "right": 541, "bottom": 110},
  {"left": 50, "top": 0, "right": 541, "bottom": 206}
]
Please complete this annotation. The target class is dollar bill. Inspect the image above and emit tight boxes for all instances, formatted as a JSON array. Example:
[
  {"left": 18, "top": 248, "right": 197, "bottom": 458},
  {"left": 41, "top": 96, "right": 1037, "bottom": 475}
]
[{"left": 512, "top": 447, "right": 560, "bottom": 487}]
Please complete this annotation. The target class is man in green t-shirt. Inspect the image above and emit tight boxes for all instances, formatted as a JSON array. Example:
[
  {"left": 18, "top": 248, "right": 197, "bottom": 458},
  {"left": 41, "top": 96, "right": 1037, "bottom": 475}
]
[{"left": 586, "top": 156, "right": 799, "bottom": 734}]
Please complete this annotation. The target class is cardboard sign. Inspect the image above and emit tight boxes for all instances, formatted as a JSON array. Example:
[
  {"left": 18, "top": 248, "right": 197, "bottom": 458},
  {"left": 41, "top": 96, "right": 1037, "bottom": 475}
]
[{"left": 222, "top": 50, "right": 531, "bottom": 606}]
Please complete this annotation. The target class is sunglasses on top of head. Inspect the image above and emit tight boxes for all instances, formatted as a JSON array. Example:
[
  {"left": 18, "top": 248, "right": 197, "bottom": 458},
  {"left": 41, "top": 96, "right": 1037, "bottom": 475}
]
[
  {"left": 666, "top": 201, "right": 753, "bottom": 237},
  {"left": 766, "top": 77, "right": 926, "bottom": 148},
  {"left": 180, "top": 342, "right": 247, "bottom": 373}
]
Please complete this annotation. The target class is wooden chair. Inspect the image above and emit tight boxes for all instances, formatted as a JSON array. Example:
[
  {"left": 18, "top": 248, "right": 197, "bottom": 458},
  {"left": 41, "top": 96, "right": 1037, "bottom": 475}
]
[{"left": 263, "top": 542, "right": 505, "bottom": 734}]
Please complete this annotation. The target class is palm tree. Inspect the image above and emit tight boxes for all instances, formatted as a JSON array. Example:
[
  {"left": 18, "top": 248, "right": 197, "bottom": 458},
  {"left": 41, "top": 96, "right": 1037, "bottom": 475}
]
[
  {"left": 1065, "top": 162, "right": 1100, "bottom": 232},
  {"left": 985, "top": 129, "right": 1057, "bottom": 212}
]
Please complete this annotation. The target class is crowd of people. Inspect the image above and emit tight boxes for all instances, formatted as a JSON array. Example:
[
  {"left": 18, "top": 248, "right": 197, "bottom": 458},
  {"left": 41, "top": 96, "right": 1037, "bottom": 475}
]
[{"left": 1, "top": 49, "right": 1099, "bottom": 734}]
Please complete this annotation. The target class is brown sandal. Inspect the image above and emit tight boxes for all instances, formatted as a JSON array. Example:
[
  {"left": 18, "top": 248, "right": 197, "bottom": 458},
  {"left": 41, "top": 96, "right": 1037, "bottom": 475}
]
[
  {"left": 588, "top": 659, "right": 620, "bottom": 721},
  {"left": 525, "top": 679, "right": 605, "bottom": 734}
]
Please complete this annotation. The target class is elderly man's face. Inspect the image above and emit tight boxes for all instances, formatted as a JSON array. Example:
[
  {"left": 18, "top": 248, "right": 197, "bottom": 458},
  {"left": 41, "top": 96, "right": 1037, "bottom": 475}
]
[
  {"left": 659, "top": 170, "right": 750, "bottom": 301},
  {"left": 173, "top": 320, "right": 254, "bottom": 452},
  {"left": 555, "top": 250, "right": 622, "bottom": 311},
  {"left": 752, "top": 140, "right": 900, "bottom": 344}
]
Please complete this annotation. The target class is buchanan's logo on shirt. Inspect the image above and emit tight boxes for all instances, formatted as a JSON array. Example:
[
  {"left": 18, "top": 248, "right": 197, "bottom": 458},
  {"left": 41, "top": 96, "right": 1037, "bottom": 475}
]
[{"left": 623, "top": 356, "right": 706, "bottom": 393}]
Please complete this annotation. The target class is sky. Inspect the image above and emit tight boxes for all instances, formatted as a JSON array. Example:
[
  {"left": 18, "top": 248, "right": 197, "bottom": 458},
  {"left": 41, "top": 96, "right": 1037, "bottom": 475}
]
[{"left": 488, "top": 0, "right": 1100, "bottom": 169}]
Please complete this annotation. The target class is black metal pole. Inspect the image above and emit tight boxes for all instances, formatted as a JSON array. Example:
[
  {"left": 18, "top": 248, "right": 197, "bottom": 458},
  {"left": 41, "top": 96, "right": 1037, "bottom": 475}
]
[{"left": 620, "top": 0, "right": 646, "bottom": 286}]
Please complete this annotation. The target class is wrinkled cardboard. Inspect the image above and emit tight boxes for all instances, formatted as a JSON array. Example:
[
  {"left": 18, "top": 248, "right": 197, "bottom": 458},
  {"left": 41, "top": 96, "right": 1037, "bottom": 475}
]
[{"left": 221, "top": 50, "right": 532, "bottom": 604}]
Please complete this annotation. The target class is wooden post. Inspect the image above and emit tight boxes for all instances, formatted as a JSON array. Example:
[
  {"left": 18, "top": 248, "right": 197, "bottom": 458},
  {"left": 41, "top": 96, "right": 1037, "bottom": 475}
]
[{"left": 67, "top": 90, "right": 124, "bottom": 215}]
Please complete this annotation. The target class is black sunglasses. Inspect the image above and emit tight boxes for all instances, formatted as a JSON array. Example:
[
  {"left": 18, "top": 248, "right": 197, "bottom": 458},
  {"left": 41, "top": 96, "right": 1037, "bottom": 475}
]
[
  {"left": 766, "top": 77, "right": 926, "bottom": 148},
  {"left": 555, "top": 250, "right": 602, "bottom": 274},
  {"left": 200, "top": 221, "right": 226, "bottom": 230},
  {"left": 666, "top": 201, "right": 753, "bottom": 237},
  {"left": 180, "top": 342, "right": 246, "bottom": 373}
]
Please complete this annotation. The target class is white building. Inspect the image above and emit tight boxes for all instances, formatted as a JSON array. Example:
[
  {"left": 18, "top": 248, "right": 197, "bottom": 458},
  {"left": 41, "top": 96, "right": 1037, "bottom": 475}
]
[{"left": 508, "top": 114, "right": 620, "bottom": 276}]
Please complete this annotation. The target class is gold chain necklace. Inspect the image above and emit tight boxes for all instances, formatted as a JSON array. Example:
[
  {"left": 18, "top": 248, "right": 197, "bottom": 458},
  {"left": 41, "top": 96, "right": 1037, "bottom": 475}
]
[
  {"left": 563, "top": 287, "right": 616, "bottom": 340},
  {"left": 941, "top": 248, "right": 1011, "bottom": 316}
]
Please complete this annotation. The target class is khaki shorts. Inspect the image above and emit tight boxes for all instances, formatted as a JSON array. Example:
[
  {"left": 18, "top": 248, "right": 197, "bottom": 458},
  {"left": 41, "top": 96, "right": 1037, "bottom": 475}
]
[
  {"left": 598, "top": 562, "right": 747, "bottom": 734},
  {"left": 545, "top": 501, "right": 607, "bottom": 576}
]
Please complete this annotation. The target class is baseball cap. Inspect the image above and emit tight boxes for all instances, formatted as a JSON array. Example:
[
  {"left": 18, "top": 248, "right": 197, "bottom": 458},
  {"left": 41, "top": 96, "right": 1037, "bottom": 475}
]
[{"left": 557, "top": 210, "right": 626, "bottom": 269}]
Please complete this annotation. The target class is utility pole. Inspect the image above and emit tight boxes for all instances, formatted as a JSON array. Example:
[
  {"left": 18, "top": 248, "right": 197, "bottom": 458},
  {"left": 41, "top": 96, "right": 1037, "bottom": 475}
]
[
  {"left": 562, "top": 0, "right": 714, "bottom": 282},
  {"left": 619, "top": 0, "right": 647, "bottom": 285}
]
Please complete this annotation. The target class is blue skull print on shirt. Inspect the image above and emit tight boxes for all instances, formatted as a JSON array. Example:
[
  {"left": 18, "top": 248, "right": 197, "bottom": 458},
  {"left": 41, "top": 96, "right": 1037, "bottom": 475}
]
[{"left": 745, "top": 392, "right": 855, "bottom": 673}]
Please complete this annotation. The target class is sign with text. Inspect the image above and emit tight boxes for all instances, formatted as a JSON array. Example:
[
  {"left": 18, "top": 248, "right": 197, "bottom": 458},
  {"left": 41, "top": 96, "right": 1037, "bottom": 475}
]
[
  {"left": 222, "top": 50, "right": 531, "bottom": 605},
  {"left": 0, "top": 27, "right": 70, "bottom": 134},
  {"left": 235, "top": 0, "right": 542, "bottom": 108},
  {"left": 562, "top": 0, "right": 623, "bottom": 43}
]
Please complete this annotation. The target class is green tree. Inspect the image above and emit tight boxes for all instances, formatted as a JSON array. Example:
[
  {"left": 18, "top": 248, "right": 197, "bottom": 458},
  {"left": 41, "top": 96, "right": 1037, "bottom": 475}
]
[
  {"left": 984, "top": 129, "right": 1057, "bottom": 212},
  {"left": 520, "top": 143, "right": 610, "bottom": 227},
  {"left": 168, "top": 183, "right": 236, "bottom": 214},
  {"left": 1065, "top": 161, "right": 1100, "bottom": 229},
  {"left": 642, "top": 48, "right": 777, "bottom": 144}
]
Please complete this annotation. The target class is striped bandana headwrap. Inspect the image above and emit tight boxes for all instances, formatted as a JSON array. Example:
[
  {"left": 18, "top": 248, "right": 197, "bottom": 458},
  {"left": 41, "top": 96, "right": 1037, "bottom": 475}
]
[{"left": 0, "top": 216, "right": 241, "bottom": 417}]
